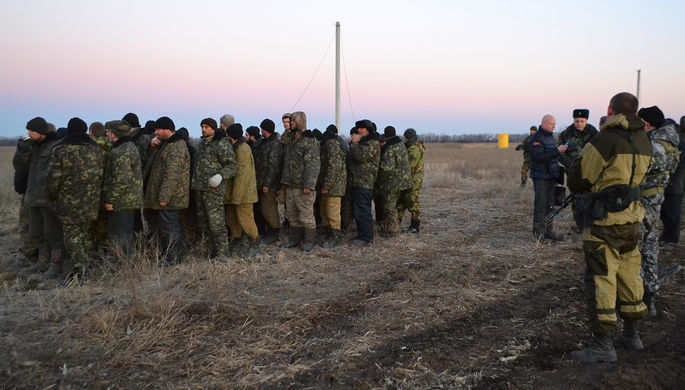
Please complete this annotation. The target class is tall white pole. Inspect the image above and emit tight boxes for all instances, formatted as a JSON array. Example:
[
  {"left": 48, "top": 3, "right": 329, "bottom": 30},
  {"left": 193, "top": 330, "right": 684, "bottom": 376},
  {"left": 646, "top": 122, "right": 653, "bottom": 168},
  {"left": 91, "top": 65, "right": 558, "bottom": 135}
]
[
  {"left": 335, "top": 22, "right": 341, "bottom": 131},
  {"left": 636, "top": 69, "right": 641, "bottom": 102}
]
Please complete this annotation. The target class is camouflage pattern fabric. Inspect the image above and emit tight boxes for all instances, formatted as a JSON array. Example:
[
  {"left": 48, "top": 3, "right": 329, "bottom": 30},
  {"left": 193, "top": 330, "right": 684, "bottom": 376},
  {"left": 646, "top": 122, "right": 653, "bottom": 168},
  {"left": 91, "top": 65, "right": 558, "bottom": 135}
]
[
  {"left": 318, "top": 137, "right": 347, "bottom": 196},
  {"left": 103, "top": 139, "right": 144, "bottom": 210},
  {"left": 381, "top": 190, "right": 402, "bottom": 236},
  {"left": 134, "top": 131, "right": 155, "bottom": 168},
  {"left": 640, "top": 122, "right": 680, "bottom": 197},
  {"left": 18, "top": 198, "right": 38, "bottom": 259},
  {"left": 144, "top": 132, "right": 190, "bottom": 210},
  {"left": 557, "top": 124, "right": 598, "bottom": 169},
  {"left": 255, "top": 133, "right": 283, "bottom": 191},
  {"left": 196, "top": 190, "right": 230, "bottom": 257},
  {"left": 280, "top": 131, "right": 321, "bottom": 190},
  {"left": 639, "top": 200, "right": 662, "bottom": 296},
  {"left": 92, "top": 136, "right": 112, "bottom": 154},
  {"left": 518, "top": 134, "right": 533, "bottom": 184},
  {"left": 226, "top": 140, "right": 258, "bottom": 205},
  {"left": 23, "top": 133, "right": 60, "bottom": 208},
  {"left": 397, "top": 138, "right": 425, "bottom": 222},
  {"left": 348, "top": 134, "right": 380, "bottom": 190},
  {"left": 377, "top": 136, "right": 412, "bottom": 194},
  {"left": 62, "top": 222, "right": 93, "bottom": 273},
  {"left": 191, "top": 133, "right": 237, "bottom": 195}
]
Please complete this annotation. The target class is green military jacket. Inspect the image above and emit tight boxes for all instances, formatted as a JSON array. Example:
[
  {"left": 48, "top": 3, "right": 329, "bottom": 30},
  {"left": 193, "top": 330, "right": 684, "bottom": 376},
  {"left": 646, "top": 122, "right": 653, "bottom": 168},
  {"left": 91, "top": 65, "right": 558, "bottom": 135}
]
[
  {"left": 255, "top": 132, "right": 283, "bottom": 191},
  {"left": 377, "top": 136, "right": 413, "bottom": 194},
  {"left": 47, "top": 134, "right": 105, "bottom": 224},
  {"left": 318, "top": 136, "right": 347, "bottom": 197},
  {"left": 280, "top": 130, "right": 320, "bottom": 190},
  {"left": 406, "top": 138, "right": 425, "bottom": 191},
  {"left": 557, "top": 124, "right": 598, "bottom": 169},
  {"left": 191, "top": 132, "right": 237, "bottom": 196},
  {"left": 23, "top": 132, "right": 61, "bottom": 208},
  {"left": 349, "top": 133, "right": 381, "bottom": 190},
  {"left": 226, "top": 140, "right": 258, "bottom": 204},
  {"left": 144, "top": 132, "right": 190, "bottom": 210},
  {"left": 102, "top": 138, "right": 144, "bottom": 211}
]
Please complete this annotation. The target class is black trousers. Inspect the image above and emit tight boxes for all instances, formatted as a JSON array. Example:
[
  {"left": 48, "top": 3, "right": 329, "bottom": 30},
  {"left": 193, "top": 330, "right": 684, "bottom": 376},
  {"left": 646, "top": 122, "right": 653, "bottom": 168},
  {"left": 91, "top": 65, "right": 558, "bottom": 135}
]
[
  {"left": 352, "top": 188, "right": 374, "bottom": 242},
  {"left": 660, "top": 192, "right": 684, "bottom": 243},
  {"left": 533, "top": 179, "right": 555, "bottom": 236},
  {"left": 148, "top": 209, "right": 184, "bottom": 263},
  {"left": 107, "top": 209, "right": 135, "bottom": 257},
  {"left": 29, "top": 206, "right": 65, "bottom": 258}
]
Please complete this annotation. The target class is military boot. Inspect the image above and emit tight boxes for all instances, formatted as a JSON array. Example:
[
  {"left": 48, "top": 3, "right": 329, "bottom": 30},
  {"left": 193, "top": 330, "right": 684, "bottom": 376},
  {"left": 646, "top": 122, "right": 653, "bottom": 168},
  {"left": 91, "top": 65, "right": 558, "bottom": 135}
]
[
  {"left": 282, "top": 227, "right": 303, "bottom": 248},
  {"left": 613, "top": 320, "right": 643, "bottom": 350},
  {"left": 571, "top": 333, "right": 617, "bottom": 363},
  {"left": 261, "top": 227, "right": 280, "bottom": 245},
  {"left": 323, "top": 229, "right": 342, "bottom": 248},
  {"left": 243, "top": 240, "right": 260, "bottom": 259},
  {"left": 301, "top": 228, "right": 317, "bottom": 252},
  {"left": 407, "top": 219, "right": 420, "bottom": 234},
  {"left": 44, "top": 250, "right": 64, "bottom": 280},
  {"left": 644, "top": 292, "right": 657, "bottom": 318}
]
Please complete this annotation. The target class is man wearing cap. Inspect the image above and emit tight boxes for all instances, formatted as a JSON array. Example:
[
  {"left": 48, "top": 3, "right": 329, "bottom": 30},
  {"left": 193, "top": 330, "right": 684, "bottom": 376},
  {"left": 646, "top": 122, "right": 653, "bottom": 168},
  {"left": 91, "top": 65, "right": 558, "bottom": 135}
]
[
  {"left": 377, "top": 126, "right": 412, "bottom": 238},
  {"left": 191, "top": 118, "right": 237, "bottom": 260},
  {"left": 225, "top": 123, "right": 260, "bottom": 257},
  {"left": 47, "top": 117, "right": 105, "bottom": 279},
  {"left": 397, "top": 128, "right": 425, "bottom": 233},
  {"left": 636, "top": 106, "right": 680, "bottom": 317},
  {"left": 280, "top": 112, "right": 320, "bottom": 250},
  {"left": 102, "top": 120, "right": 144, "bottom": 257},
  {"left": 17, "top": 117, "right": 64, "bottom": 276},
  {"left": 144, "top": 116, "right": 190, "bottom": 265},
  {"left": 254, "top": 119, "right": 283, "bottom": 244},
  {"left": 349, "top": 119, "right": 381, "bottom": 246},
  {"left": 317, "top": 125, "right": 347, "bottom": 247},
  {"left": 516, "top": 126, "right": 537, "bottom": 188}
]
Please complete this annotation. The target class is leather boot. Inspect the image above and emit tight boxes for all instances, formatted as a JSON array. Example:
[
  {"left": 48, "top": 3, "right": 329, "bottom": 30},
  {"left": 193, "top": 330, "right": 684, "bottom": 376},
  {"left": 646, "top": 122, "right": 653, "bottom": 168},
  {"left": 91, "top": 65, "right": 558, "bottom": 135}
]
[
  {"left": 323, "top": 229, "right": 341, "bottom": 248},
  {"left": 613, "top": 320, "right": 643, "bottom": 350},
  {"left": 44, "top": 249, "right": 64, "bottom": 280},
  {"left": 301, "top": 228, "right": 317, "bottom": 251},
  {"left": 282, "top": 226, "right": 303, "bottom": 248},
  {"left": 644, "top": 292, "right": 657, "bottom": 318},
  {"left": 243, "top": 239, "right": 260, "bottom": 258},
  {"left": 261, "top": 227, "right": 280, "bottom": 245},
  {"left": 571, "top": 333, "right": 617, "bottom": 363},
  {"left": 407, "top": 219, "right": 420, "bottom": 234}
]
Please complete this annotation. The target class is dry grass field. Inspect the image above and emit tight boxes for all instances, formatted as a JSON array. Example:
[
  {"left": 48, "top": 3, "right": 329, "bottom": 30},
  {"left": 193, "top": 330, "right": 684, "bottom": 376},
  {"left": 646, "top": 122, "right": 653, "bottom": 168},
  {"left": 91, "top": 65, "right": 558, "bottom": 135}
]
[{"left": 0, "top": 143, "right": 683, "bottom": 389}]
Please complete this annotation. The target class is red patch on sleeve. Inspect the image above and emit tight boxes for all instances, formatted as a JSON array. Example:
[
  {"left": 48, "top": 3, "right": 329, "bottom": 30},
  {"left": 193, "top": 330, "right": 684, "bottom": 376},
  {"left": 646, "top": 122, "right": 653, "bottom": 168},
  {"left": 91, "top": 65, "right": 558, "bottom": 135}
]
[{"left": 532, "top": 142, "right": 541, "bottom": 146}]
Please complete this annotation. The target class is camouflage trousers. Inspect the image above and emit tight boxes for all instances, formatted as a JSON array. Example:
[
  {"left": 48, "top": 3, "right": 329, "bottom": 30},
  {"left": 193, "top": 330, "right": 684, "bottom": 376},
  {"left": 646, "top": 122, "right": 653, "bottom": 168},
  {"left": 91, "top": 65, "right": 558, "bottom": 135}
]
[
  {"left": 226, "top": 203, "right": 259, "bottom": 242},
  {"left": 397, "top": 185, "right": 421, "bottom": 223},
  {"left": 583, "top": 222, "right": 646, "bottom": 334},
  {"left": 259, "top": 191, "right": 281, "bottom": 229},
  {"left": 319, "top": 195, "right": 341, "bottom": 231},
  {"left": 639, "top": 197, "right": 663, "bottom": 296},
  {"left": 520, "top": 159, "right": 530, "bottom": 184},
  {"left": 196, "top": 191, "right": 230, "bottom": 257},
  {"left": 285, "top": 187, "right": 316, "bottom": 229},
  {"left": 19, "top": 198, "right": 38, "bottom": 259},
  {"left": 381, "top": 190, "right": 402, "bottom": 236},
  {"left": 62, "top": 222, "right": 94, "bottom": 273}
]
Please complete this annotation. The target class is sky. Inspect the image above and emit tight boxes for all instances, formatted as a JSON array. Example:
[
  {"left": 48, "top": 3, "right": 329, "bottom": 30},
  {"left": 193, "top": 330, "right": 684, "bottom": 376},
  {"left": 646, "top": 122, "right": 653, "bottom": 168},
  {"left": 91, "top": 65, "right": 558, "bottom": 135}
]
[{"left": 1, "top": 0, "right": 684, "bottom": 138}]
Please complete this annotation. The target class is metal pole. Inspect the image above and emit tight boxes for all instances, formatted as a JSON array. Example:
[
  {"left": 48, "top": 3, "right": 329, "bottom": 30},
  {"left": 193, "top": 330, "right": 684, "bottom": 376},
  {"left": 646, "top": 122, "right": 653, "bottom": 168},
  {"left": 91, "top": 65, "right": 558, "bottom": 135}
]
[
  {"left": 335, "top": 22, "right": 341, "bottom": 131},
  {"left": 636, "top": 69, "right": 641, "bottom": 102}
]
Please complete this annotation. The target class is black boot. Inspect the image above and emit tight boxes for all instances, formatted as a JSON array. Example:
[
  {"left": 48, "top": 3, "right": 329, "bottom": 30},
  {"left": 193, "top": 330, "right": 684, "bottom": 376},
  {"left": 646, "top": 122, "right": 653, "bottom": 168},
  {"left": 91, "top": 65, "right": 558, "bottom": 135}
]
[
  {"left": 243, "top": 240, "right": 260, "bottom": 258},
  {"left": 644, "top": 292, "right": 657, "bottom": 318},
  {"left": 323, "top": 229, "right": 341, "bottom": 248},
  {"left": 571, "top": 333, "right": 617, "bottom": 363},
  {"left": 282, "top": 227, "right": 303, "bottom": 248},
  {"left": 261, "top": 227, "right": 280, "bottom": 245},
  {"left": 44, "top": 250, "right": 64, "bottom": 280},
  {"left": 613, "top": 320, "right": 643, "bottom": 350},
  {"left": 302, "top": 228, "right": 317, "bottom": 252},
  {"left": 407, "top": 219, "right": 420, "bottom": 234}
]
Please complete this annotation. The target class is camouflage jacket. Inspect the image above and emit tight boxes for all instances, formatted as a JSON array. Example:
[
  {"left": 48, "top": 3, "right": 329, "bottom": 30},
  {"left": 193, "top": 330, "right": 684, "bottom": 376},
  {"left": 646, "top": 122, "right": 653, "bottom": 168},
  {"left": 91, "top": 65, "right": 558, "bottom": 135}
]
[
  {"left": 254, "top": 132, "right": 283, "bottom": 191},
  {"left": 22, "top": 132, "right": 61, "bottom": 208},
  {"left": 558, "top": 124, "right": 598, "bottom": 169},
  {"left": 132, "top": 129, "right": 155, "bottom": 168},
  {"left": 144, "top": 132, "right": 190, "bottom": 210},
  {"left": 47, "top": 134, "right": 105, "bottom": 224},
  {"left": 640, "top": 122, "right": 680, "bottom": 198},
  {"left": 405, "top": 138, "right": 425, "bottom": 190},
  {"left": 318, "top": 136, "right": 347, "bottom": 196},
  {"left": 280, "top": 130, "right": 321, "bottom": 190},
  {"left": 226, "top": 140, "right": 258, "bottom": 204},
  {"left": 516, "top": 134, "right": 534, "bottom": 163},
  {"left": 102, "top": 138, "right": 144, "bottom": 211},
  {"left": 349, "top": 133, "right": 381, "bottom": 190},
  {"left": 191, "top": 132, "right": 237, "bottom": 195},
  {"left": 377, "top": 136, "right": 412, "bottom": 194}
]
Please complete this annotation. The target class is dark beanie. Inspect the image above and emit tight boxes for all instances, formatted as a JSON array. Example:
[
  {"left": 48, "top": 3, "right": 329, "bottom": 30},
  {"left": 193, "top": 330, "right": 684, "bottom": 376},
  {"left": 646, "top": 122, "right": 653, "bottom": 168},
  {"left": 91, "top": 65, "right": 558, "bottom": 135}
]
[
  {"left": 573, "top": 109, "right": 589, "bottom": 119},
  {"left": 355, "top": 119, "right": 374, "bottom": 132},
  {"left": 638, "top": 106, "right": 665, "bottom": 128},
  {"left": 350, "top": 126, "right": 358, "bottom": 135},
  {"left": 312, "top": 129, "right": 323, "bottom": 141},
  {"left": 67, "top": 117, "right": 88, "bottom": 135},
  {"left": 384, "top": 126, "right": 396, "bottom": 137},
  {"left": 227, "top": 123, "right": 243, "bottom": 139},
  {"left": 155, "top": 116, "right": 175, "bottom": 131},
  {"left": 404, "top": 128, "right": 417, "bottom": 139},
  {"left": 122, "top": 113, "right": 140, "bottom": 128},
  {"left": 529, "top": 126, "right": 537, "bottom": 132},
  {"left": 260, "top": 119, "right": 275, "bottom": 133},
  {"left": 201, "top": 118, "right": 218, "bottom": 131},
  {"left": 246, "top": 126, "right": 261, "bottom": 138},
  {"left": 325, "top": 124, "right": 338, "bottom": 135},
  {"left": 26, "top": 117, "right": 48, "bottom": 135}
]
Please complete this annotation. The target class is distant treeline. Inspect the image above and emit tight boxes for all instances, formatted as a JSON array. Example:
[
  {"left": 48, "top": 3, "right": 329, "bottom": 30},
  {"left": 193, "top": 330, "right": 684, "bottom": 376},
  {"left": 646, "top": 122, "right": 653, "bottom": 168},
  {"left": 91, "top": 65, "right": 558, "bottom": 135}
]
[
  {"left": 0, "top": 136, "right": 21, "bottom": 146},
  {"left": 420, "top": 133, "right": 528, "bottom": 144}
]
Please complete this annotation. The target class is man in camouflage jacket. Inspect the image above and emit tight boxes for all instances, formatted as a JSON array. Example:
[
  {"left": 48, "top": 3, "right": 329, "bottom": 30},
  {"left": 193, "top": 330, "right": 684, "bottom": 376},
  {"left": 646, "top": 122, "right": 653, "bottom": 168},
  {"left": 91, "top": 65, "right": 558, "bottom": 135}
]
[
  {"left": 377, "top": 126, "right": 412, "bottom": 237},
  {"left": 47, "top": 117, "right": 105, "bottom": 278},
  {"left": 397, "top": 128, "right": 425, "bottom": 233},
  {"left": 318, "top": 125, "right": 347, "bottom": 247},
  {"left": 636, "top": 106, "right": 680, "bottom": 317},
  {"left": 515, "top": 126, "right": 537, "bottom": 187},
  {"left": 280, "top": 111, "right": 320, "bottom": 251},
  {"left": 144, "top": 116, "right": 190, "bottom": 264},
  {"left": 349, "top": 119, "right": 381, "bottom": 245},
  {"left": 191, "top": 118, "right": 237, "bottom": 259},
  {"left": 102, "top": 120, "right": 144, "bottom": 257},
  {"left": 255, "top": 119, "right": 283, "bottom": 244}
]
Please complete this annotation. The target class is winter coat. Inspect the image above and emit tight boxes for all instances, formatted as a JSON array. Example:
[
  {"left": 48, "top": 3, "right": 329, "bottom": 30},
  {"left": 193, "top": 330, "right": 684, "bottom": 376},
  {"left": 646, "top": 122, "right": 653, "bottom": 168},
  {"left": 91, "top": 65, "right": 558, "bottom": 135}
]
[
  {"left": 226, "top": 140, "right": 258, "bottom": 204},
  {"left": 640, "top": 122, "right": 680, "bottom": 198},
  {"left": 376, "top": 136, "right": 413, "bottom": 194},
  {"left": 22, "top": 132, "right": 60, "bottom": 207},
  {"left": 527, "top": 128, "right": 561, "bottom": 181},
  {"left": 280, "top": 130, "right": 320, "bottom": 190},
  {"left": 143, "top": 132, "right": 190, "bottom": 210},
  {"left": 318, "top": 135, "right": 347, "bottom": 197},
  {"left": 406, "top": 138, "right": 425, "bottom": 191},
  {"left": 102, "top": 138, "right": 144, "bottom": 211},
  {"left": 191, "top": 132, "right": 237, "bottom": 196},
  {"left": 557, "top": 124, "right": 598, "bottom": 169},
  {"left": 254, "top": 132, "right": 283, "bottom": 191},
  {"left": 348, "top": 133, "right": 381, "bottom": 190}
]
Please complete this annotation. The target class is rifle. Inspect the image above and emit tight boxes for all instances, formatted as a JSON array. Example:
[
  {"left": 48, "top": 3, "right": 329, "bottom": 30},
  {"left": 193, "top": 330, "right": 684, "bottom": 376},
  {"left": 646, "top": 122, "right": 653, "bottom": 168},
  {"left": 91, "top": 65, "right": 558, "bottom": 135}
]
[{"left": 545, "top": 193, "right": 575, "bottom": 222}]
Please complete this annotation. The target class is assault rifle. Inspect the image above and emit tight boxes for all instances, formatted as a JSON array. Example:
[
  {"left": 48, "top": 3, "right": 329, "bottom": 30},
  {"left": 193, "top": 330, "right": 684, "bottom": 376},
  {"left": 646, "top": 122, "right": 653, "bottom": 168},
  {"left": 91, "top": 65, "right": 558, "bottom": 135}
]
[{"left": 545, "top": 193, "right": 575, "bottom": 222}]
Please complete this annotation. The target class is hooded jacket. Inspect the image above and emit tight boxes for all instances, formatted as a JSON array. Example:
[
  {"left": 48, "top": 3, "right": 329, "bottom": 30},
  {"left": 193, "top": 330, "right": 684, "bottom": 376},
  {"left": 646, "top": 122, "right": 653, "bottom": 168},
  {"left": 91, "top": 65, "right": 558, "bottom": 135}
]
[
  {"left": 280, "top": 130, "right": 321, "bottom": 190},
  {"left": 640, "top": 122, "right": 680, "bottom": 199}
]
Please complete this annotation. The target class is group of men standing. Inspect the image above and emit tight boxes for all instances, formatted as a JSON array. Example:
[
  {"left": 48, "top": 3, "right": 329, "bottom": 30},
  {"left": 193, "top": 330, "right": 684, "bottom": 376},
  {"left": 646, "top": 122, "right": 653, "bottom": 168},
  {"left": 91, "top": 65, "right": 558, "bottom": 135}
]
[
  {"left": 519, "top": 92, "right": 684, "bottom": 364},
  {"left": 12, "top": 111, "right": 425, "bottom": 281}
]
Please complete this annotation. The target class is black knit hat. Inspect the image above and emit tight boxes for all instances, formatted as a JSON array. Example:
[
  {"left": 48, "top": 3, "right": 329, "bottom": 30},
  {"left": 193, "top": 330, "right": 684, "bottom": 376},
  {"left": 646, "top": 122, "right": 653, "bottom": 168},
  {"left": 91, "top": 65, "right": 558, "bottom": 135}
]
[
  {"left": 312, "top": 129, "right": 323, "bottom": 141},
  {"left": 350, "top": 126, "right": 358, "bottom": 135},
  {"left": 260, "top": 119, "right": 275, "bottom": 133},
  {"left": 355, "top": 119, "right": 374, "bottom": 132},
  {"left": 638, "top": 106, "right": 665, "bottom": 128},
  {"left": 227, "top": 123, "right": 243, "bottom": 139},
  {"left": 384, "top": 126, "right": 396, "bottom": 137},
  {"left": 122, "top": 113, "right": 140, "bottom": 128},
  {"left": 26, "top": 117, "right": 48, "bottom": 135},
  {"left": 324, "top": 125, "right": 337, "bottom": 137},
  {"left": 573, "top": 109, "right": 589, "bottom": 119},
  {"left": 404, "top": 128, "right": 417, "bottom": 139},
  {"left": 246, "top": 126, "right": 261, "bottom": 138},
  {"left": 155, "top": 116, "right": 175, "bottom": 131},
  {"left": 201, "top": 118, "right": 218, "bottom": 131},
  {"left": 67, "top": 117, "right": 88, "bottom": 135}
]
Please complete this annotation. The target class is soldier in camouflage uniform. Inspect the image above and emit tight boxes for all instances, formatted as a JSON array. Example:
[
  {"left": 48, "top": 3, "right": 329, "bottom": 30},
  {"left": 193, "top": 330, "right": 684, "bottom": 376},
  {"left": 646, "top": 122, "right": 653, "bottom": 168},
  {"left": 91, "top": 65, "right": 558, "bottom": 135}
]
[
  {"left": 377, "top": 126, "right": 412, "bottom": 237},
  {"left": 13, "top": 136, "right": 37, "bottom": 267},
  {"left": 102, "top": 120, "right": 144, "bottom": 257},
  {"left": 47, "top": 117, "right": 105, "bottom": 279},
  {"left": 515, "top": 126, "right": 537, "bottom": 187},
  {"left": 255, "top": 119, "right": 283, "bottom": 244},
  {"left": 397, "top": 128, "right": 425, "bottom": 233},
  {"left": 144, "top": 116, "right": 190, "bottom": 265},
  {"left": 191, "top": 118, "right": 237, "bottom": 260},
  {"left": 636, "top": 106, "right": 680, "bottom": 317},
  {"left": 317, "top": 125, "right": 347, "bottom": 247},
  {"left": 280, "top": 112, "right": 320, "bottom": 251},
  {"left": 558, "top": 109, "right": 599, "bottom": 234},
  {"left": 128, "top": 117, "right": 155, "bottom": 233},
  {"left": 349, "top": 119, "right": 381, "bottom": 246}
]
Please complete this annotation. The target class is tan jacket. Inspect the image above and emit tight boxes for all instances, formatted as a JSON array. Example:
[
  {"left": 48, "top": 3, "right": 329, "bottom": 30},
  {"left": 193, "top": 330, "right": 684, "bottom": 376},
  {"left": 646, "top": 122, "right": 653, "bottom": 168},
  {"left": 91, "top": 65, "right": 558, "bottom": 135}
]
[{"left": 226, "top": 140, "right": 258, "bottom": 204}]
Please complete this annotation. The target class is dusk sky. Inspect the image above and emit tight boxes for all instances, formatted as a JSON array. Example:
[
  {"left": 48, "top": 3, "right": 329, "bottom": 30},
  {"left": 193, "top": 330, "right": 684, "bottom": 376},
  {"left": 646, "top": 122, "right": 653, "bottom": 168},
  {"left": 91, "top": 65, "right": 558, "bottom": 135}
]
[{"left": 2, "top": 0, "right": 684, "bottom": 138}]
